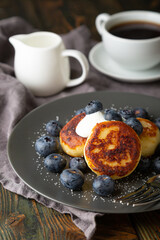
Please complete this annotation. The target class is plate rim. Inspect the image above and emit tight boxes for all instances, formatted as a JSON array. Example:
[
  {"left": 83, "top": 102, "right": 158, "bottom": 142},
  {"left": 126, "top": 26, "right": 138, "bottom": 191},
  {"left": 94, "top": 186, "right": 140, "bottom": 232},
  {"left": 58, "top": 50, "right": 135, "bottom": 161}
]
[{"left": 7, "top": 90, "right": 160, "bottom": 213}]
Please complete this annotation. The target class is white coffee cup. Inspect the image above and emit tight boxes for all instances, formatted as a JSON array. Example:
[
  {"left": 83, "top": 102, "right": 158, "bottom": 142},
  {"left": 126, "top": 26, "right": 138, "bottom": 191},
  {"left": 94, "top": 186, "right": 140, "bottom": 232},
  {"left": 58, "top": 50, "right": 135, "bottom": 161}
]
[
  {"left": 9, "top": 31, "right": 89, "bottom": 96},
  {"left": 96, "top": 11, "right": 160, "bottom": 70}
]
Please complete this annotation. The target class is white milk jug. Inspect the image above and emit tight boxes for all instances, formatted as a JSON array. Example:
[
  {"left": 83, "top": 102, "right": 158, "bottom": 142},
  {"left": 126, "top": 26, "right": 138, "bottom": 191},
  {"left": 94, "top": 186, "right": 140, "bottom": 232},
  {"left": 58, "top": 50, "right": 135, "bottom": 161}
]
[{"left": 9, "top": 31, "right": 89, "bottom": 96}]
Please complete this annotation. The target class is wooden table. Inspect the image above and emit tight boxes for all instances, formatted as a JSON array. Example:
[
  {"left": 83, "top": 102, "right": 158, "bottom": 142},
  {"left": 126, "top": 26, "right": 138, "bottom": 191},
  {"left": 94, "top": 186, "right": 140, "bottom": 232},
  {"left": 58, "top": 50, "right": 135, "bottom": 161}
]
[{"left": 1, "top": 1, "right": 160, "bottom": 239}]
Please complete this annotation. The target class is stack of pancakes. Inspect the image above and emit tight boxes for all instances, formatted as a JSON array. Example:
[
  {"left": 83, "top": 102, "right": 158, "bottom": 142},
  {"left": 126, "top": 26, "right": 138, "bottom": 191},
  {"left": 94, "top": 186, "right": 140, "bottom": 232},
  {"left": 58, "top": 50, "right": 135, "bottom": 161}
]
[{"left": 60, "top": 112, "right": 160, "bottom": 179}]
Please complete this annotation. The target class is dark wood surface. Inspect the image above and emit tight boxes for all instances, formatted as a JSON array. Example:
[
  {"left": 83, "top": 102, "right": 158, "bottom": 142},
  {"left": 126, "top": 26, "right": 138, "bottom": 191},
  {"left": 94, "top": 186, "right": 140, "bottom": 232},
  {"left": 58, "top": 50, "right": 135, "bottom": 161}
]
[{"left": 1, "top": 1, "right": 160, "bottom": 239}]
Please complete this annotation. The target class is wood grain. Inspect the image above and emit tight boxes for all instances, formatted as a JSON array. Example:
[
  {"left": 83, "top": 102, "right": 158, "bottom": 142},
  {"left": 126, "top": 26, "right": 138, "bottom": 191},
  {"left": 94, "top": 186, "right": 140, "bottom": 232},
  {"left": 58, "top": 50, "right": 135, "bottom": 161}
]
[
  {"left": 0, "top": 184, "right": 85, "bottom": 239},
  {"left": 93, "top": 214, "right": 138, "bottom": 240},
  {"left": 1, "top": 0, "right": 160, "bottom": 39},
  {"left": 0, "top": 182, "right": 140, "bottom": 240},
  {"left": 131, "top": 211, "right": 160, "bottom": 240},
  {"left": 0, "top": 0, "right": 160, "bottom": 239}
]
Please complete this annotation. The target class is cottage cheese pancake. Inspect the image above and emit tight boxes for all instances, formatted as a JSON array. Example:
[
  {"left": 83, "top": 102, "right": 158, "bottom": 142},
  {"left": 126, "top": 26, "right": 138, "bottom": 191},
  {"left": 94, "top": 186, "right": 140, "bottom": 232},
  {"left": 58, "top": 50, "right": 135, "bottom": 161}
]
[
  {"left": 137, "top": 118, "right": 160, "bottom": 157},
  {"left": 84, "top": 121, "right": 141, "bottom": 179},
  {"left": 60, "top": 113, "right": 87, "bottom": 157}
]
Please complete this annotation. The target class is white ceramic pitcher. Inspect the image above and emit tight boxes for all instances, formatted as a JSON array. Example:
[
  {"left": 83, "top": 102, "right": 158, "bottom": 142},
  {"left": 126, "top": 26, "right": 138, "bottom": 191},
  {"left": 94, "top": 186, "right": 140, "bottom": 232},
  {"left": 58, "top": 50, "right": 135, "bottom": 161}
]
[{"left": 9, "top": 31, "right": 89, "bottom": 96}]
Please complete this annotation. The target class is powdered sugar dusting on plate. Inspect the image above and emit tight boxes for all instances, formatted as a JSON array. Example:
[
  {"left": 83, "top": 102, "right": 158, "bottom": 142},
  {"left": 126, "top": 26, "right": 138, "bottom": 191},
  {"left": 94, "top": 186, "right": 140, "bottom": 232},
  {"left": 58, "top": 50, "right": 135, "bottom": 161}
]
[{"left": 31, "top": 106, "right": 155, "bottom": 208}]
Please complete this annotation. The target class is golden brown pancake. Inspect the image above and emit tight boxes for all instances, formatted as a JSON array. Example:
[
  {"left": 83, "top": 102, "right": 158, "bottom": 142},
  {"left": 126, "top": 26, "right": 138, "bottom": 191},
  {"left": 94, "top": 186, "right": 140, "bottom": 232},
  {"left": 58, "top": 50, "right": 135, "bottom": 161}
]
[
  {"left": 137, "top": 118, "right": 160, "bottom": 157},
  {"left": 84, "top": 121, "right": 141, "bottom": 179},
  {"left": 60, "top": 113, "right": 87, "bottom": 157}
]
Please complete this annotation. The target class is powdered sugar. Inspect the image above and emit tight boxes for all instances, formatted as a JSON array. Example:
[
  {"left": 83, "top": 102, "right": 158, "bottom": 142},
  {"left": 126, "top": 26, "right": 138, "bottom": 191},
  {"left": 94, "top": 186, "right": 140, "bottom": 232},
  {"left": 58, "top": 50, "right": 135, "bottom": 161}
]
[{"left": 31, "top": 105, "right": 155, "bottom": 209}]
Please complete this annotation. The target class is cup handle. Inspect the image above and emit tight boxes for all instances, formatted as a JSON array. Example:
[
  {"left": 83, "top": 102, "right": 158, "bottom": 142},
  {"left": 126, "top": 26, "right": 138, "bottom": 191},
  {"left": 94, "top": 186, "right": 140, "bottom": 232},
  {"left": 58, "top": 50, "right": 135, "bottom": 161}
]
[
  {"left": 62, "top": 49, "right": 89, "bottom": 87},
  {"left": 95, "top": 13, "right": 110, "bottom": 35}
]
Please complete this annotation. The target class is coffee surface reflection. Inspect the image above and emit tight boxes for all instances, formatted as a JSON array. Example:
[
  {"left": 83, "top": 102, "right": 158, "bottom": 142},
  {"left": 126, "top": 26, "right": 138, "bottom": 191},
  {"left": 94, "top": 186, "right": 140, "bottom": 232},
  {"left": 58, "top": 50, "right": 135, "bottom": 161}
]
[{"left": 109, "top": 21, "right": 160, "bottom": 40}]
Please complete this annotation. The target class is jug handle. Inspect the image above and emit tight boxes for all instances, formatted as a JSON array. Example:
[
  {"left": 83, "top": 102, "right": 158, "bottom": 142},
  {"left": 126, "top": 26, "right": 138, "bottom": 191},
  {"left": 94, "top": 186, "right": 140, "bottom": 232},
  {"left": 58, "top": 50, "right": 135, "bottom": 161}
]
[{"left": 62, "top": 50, "right": 89, "bottom": 87}]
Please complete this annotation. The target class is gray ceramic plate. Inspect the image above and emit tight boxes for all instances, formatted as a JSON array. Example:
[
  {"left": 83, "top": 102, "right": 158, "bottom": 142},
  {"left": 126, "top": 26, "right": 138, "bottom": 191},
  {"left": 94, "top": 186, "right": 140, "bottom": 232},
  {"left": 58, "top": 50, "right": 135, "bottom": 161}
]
[{"left": 7, "top": 91, "right": 160, "bottom": 213}]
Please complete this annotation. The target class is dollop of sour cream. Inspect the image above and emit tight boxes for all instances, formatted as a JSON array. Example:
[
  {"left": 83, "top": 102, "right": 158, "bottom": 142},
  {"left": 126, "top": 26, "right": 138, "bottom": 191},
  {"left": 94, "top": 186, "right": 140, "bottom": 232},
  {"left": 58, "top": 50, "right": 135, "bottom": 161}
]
[{"left": 76, "top": 111, "right": 106, "bottom": 138}]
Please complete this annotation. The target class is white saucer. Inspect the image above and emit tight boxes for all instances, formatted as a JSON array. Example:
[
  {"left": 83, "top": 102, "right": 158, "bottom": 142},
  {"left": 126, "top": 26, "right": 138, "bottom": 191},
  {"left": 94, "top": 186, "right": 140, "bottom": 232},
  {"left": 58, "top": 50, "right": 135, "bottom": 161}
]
[{"left": 89, "top": 42, "right": 160, "bottom": 83}]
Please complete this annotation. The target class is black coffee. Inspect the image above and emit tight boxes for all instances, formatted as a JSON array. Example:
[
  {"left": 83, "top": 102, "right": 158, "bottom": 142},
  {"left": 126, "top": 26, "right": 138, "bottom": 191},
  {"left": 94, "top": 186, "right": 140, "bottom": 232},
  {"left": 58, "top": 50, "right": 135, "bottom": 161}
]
[{"left": 109, "top": 21, "right": 160, "bottom": 39}]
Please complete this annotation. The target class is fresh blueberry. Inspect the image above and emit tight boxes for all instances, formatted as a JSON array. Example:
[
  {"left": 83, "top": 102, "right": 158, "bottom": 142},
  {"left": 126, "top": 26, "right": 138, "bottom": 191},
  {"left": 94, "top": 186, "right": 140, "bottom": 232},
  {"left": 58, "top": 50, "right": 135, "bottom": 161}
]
[
  {"left": 44, "top": 153, "right": 66, "bottom": 173},
  {"left": 35, "top": 135, "right": 58, "bottom": 157},
  {"left": 124, "top": 117, "right": 143, "bottom": 135},
  {"left": 46, "top": 120, "right": 62, "bottom": 137},
  {"left": 104, "top": 109, "right": 122, "bottom": 121},
  {"left": 136, "top": 157, "right": 151, "bottom": 172},
  {"left": 75, "top": 108, "right": 86, "bottom": 115},
  {"left": 85, "top": 100, "right": 103, "bottom": 115},
  {"left": 69, "top": 157, "right": 88, "bottom": 173},
  {"left": 119, "top": 109, "right": 135, "bottom": 120},
  {"left": 133, "top": 107, "right": 149, "bottom": 119},
  {"left": 152, "top": 156, "right": 160, "bottom": 174},
  {"left": 60, "top": 169, "right": 84, "bottom": 190},
  {"left": 93, "top": 175, "right": 115, "bottom": 197},
  {"left": 154, "top": 117, "right": 160, "bottom": 130}
]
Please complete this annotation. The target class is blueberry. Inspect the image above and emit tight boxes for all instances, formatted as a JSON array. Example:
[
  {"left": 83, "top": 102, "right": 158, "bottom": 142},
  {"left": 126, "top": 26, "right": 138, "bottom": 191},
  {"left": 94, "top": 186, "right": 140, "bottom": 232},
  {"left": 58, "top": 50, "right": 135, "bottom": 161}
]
[
  {"left": 69, "top": 157, "right": 88, "bottom": 173},
  {"left": 85, "top": 100, "right": 103, "bottom": 115},
  {"left": 35, "top": 135, "right": 58, "bottom": 157},
  {"left": 133, "top": 107, "right": 149, "bottom": 119},
  {"left": 44, "top": 153, "right": 66, "bottom": 173},
  {"left": 60, "top": 169, "right": 84, "bottom": 190},
  {"left": 136, "top": 157, "right": 151, "bottom": 172},
  {"left": 46, "top": 120, "right": 62, "bottom": 137},
  {"left": 104, "top": 109, "right": 122, "bottom": 121},
  {"left": 124, "top": 117, "right": 143, "bottom": 135},
  {"left": 154, "top": 117, "right": 160, "bottom": 130},
  {"left": 119, "top": 109, "right": 135, "bottom": 120},
  {"left": 75, "top": 108, "right": 86, "bottom": 115},
  {"left": 93, "top": 175, "right": 115, "bottom": 197},
  {"left": 152, "top": 156, "right": 160, "bottom": 174}
]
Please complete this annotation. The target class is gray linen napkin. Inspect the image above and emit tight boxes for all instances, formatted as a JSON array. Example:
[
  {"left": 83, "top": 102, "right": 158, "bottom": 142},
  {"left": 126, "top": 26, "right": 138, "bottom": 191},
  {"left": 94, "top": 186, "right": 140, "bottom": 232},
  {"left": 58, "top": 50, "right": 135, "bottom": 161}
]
[
  {"left": 0, "top": 16, "right": 160, "bottom": 240},
  {"left": 0, "top": 17, "right": 98, "bottom": 240}
]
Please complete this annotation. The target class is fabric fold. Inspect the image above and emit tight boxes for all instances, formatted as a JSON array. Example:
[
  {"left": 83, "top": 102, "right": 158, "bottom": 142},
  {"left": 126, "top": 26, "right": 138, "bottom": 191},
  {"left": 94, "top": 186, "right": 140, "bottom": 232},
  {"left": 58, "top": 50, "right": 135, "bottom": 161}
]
[
  {"left": 0, "top": 17, "right": 98, "bottom": 240},
  {"left": 0, "top": 16, "right": 160, "bottom": 239}
]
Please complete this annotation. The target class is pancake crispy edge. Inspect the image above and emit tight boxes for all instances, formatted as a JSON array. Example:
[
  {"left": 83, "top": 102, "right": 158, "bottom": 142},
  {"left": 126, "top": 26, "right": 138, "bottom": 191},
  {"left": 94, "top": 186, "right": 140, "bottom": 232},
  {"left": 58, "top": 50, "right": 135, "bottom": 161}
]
[
  {"left": 137, "top": 118, "right": 160, "bottom": 157},
  {"left": 60, "top": 112, "right": 87, "bottom": 157},
  {"left": 84, "top": 121, "right": 142, "bottom": 179}
]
